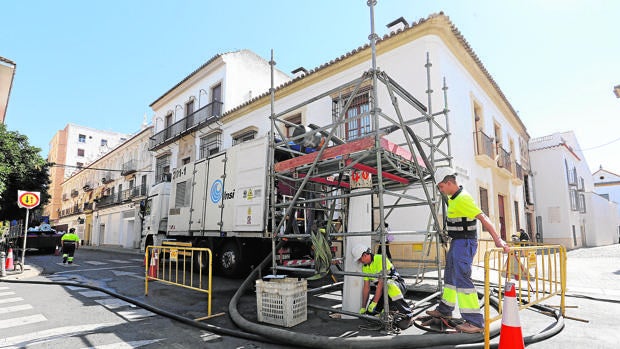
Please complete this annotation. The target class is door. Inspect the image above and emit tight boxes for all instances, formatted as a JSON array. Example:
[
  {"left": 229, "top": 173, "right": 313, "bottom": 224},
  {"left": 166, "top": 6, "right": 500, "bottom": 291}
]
[
  {"left": 211, "top": 83, "right": 222, "bottom": 117},
  {"left": 497, "top": 194, "right": 506, "bottom": 240},
  {"left": 98, "top": 224, "right": 105, "bottom": 246}
]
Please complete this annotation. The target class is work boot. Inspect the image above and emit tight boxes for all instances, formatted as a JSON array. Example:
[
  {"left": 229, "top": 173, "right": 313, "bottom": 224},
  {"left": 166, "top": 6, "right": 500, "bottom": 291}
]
[
  {"left": 426, "top": 309, "right": 452, "bottom": 319},
  {"left": 455, "top": 322, "right": 483, "bottom": 333},
  {"left": 68, "top": 261, "right": 73, "bottom": 264}
]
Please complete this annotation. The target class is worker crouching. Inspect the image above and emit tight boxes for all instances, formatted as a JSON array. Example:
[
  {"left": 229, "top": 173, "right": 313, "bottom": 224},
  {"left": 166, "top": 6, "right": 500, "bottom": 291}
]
[
  {"left": 353, "top": 244, "right": 414, "bottom": 330},
  {"left": 61, "top": 228, "right": 80, "bottom": 264}
]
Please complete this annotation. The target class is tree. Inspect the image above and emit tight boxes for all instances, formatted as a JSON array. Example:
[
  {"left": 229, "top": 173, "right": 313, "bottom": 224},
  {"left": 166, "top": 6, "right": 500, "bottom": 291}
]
[{"left": 0, "top": 124, "right": 51, "bottom": 221}]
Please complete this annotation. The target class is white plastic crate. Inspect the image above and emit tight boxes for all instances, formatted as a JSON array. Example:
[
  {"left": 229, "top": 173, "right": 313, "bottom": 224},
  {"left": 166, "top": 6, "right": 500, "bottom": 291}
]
[{"left": 256, "top": 277, "right": 307, "bottom": 327}]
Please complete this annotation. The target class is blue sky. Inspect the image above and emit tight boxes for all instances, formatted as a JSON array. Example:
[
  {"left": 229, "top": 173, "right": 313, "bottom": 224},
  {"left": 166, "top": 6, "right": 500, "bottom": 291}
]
[{"left": 3, "top": 1, "right": 619, "bottom": 173}]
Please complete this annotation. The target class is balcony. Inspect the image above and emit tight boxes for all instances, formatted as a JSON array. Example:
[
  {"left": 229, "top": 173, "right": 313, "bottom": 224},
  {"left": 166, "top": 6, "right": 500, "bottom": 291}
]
[
  {"left": 512, "top": 162, "right": 524, "bottom": 184},
  {"left": 121, "top": 160, "right": 137, "bottom": 176},
  {"left": 83, "top": 183, "right": 93, "bottom": 192},
  {"left": 149, "top": 101, "right": 223, "bottom": 151},
  {"left": 473, "top": 130, "right": 496, "bottom": 168},
  {"left": 496, "top": 145, "right": 512, "bottom": 177},
  {"left": 102, "top": 171, "right": 113, "bottom": 184}
]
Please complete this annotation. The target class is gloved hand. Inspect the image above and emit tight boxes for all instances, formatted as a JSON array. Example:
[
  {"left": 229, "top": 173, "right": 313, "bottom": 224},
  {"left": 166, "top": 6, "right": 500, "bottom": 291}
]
[
  {"left": 359, "top": 307, "right": 367, "bottom": 314},
  {"left": 366, "top": 301, "right": 377, "bottom": 314}
]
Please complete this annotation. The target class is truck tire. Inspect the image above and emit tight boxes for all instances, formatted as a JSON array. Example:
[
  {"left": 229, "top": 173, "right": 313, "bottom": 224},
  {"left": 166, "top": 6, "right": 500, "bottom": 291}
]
[{"left": 216, "top": 240, "right": 245, "bottom": 277}]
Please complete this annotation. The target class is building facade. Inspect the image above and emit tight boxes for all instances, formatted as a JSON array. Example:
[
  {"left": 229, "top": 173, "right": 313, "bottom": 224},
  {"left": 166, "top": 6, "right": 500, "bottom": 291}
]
[
  {"left": 44, "top": 124, "right": 129, "bottom": 223},
  {"left": 0, "top": 56, "right": 16, "bottom": 124},
  {"left": 530, "top": 131, "right": 619, "bottom": 248},
  {"left": 147, "top": 14, "right": 532, "bottom": 253},
  {"left": 55, "top": 126, "right": 152, "bottom": 247}
]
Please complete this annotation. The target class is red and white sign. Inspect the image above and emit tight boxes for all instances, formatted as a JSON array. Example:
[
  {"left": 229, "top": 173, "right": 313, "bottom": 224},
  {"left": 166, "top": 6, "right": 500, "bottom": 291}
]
[{"left": 17, "top": 191, "right": 40, "bottom": 209}]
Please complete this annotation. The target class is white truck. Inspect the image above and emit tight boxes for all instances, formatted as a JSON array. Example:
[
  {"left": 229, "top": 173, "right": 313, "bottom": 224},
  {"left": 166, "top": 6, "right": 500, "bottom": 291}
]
[{"left": 140, "top": 136, "right": 317, "bottom": 277}]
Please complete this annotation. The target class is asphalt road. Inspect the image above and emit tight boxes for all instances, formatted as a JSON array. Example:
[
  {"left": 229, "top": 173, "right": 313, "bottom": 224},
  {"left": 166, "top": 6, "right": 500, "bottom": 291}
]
[
  {"left": 0, "top": 248, "right": 294, "bottom": 349},
  {"left": 2, "top": 244, "right": 619, "bottom": 348}
]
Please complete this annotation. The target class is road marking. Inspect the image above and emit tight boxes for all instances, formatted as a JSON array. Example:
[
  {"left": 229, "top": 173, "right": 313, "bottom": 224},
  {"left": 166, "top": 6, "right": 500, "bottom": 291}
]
[
  {"left": 78, "top": 290, "right": 108, "bottom": 298},
  {"left": 0, "top": 297, "right": 23, "bottom": 304},
  {"left": 79, "top": 339, "right": 164, "bottom": 348},
  {"left": 0, "top": 287, "right": 10, "bottom": 290},
  {"left": 85, "top": 261, "right": 108, "bottom": 265},
  {"left": 0, "top": 314, "right": 47, "bottom": 329},
  {"left": 94, "top": 298, "right": 136, "bottom": 310},
  {"left": 0, "top": 291, "right": 16, "bottom": 297},
  {"left": 109, "top": 259, "right": 131, "bottom": 264},
  {"left": 65, "top": 286, "right": 87, "bottom": 291},
  {"left": 0, "top": 304, "right": 33, "bottom": 314},
  {"left": 117, "top": 309, "right": 157, "bottom": 321},
  {"left": 0, "top": 323, "right": 119, "bottom": 348},
  {"left": 111, "top": 270, "right": 144, "bottom": 280}
]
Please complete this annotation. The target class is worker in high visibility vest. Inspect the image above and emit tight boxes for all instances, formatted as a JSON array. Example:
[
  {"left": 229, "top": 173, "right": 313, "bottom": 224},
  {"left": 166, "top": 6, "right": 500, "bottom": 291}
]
[
  {"left": 353, "top": 244, "right": 414, "bottom": 330},
  {"left": 61, "top": 228, "right": 80, "bottom": 264},
  {"left": 425, "top": 168, "right": 510, "bottom": 333}
]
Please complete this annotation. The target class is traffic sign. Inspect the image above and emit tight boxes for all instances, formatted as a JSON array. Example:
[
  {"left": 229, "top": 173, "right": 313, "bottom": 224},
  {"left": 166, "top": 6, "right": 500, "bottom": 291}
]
[{"left": 18, "top": 190, "right": 40, "bottom": 209}]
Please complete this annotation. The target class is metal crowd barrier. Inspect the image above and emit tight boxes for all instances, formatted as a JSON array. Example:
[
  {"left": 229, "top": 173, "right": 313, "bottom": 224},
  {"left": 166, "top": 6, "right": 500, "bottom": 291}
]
[
  {"left": 145, "top": 243, "right": 213, "bottom": 319},
  {"left": 482, "top": 244, "right": 567, "bottom": 348}
]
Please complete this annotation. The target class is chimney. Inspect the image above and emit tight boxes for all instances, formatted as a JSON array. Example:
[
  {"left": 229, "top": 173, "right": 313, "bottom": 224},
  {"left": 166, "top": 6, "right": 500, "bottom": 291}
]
[
  {"left": 386, "top": 17, "right": 408, "bottom": 33},
  {"left": 291, "top": 67, "right": 308, "bottom": 79}
]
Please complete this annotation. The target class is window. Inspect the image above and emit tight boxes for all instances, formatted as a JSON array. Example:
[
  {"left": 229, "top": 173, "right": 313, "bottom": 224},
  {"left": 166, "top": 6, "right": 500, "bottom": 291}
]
[
  {"left": 565, "top": 159, "right": 577, "bottom": 186},
  {"left": 78, "top": 134, "right": 86, "bottom": 143},
  {"left": 200, "top": 132, "right": 222, "bottom": 159},
  {"left": 182, "top": 157, "right": 191, "bottom": 165},
  {"left": 101, "top": 139, "right": 108, "bottom": 147},
  {"left": 186, "top": 100, "right": 195, "bottom": 116},
  {"left": 156, "top": 155, "right": 171, "bottom": 183},
  {"left": 77, "top": 148, "right": 85, "bottom": 157},
  {"left": 514, "top": 201, "right": 520, "bottom": 230},
  {"left": 479, "top": 187, "right": 489, "bottom": 231},
  {"left": 232, "top": 130, "right": 256, "bottom": 145},
  {"left": 211, "top": 83, "right": 222, "bottom": 117},
  {"left": 569, "top": 189, "right": 579, "bottom": 211},
  {"left": 284, "top": 114, "right": 302, "bottom": 138},
  {"left": 332, "top": 89, "right": 371, "bottom": 141},
  {"left": 76, "top": 162, "right": 84, "bottom": 168},
  {"left": 578, "top": 193, "right": 586, "bottom": 213}
]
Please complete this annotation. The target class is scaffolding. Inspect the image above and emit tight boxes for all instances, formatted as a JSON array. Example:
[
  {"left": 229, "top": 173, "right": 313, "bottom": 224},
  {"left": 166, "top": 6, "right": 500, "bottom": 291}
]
[{"left": 264, "top": 1, "right": 453, "bottom": 330}]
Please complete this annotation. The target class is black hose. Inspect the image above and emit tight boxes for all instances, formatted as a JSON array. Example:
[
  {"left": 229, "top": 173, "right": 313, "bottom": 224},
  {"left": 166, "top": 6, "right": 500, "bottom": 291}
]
[
  {"left": 0, "top": 277, "right": 275, "bottom": 344},
  {"left": 228, "top": 249, "right": 491, "bottom": 349}
]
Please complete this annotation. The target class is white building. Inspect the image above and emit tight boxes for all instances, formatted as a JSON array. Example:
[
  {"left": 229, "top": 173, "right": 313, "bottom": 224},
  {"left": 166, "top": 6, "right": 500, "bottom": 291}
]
[
  {"left": 149, "top": 49, "right": 291, "bottom": 184},
  {"left": 593, "top": 167, "right": 620, "bottom": 203},
  {"left": 530, "top": 131, "right": 619, "bottom": 248},
  {"left": 147, "top": 13, "right": 532, "bottom": 257}
]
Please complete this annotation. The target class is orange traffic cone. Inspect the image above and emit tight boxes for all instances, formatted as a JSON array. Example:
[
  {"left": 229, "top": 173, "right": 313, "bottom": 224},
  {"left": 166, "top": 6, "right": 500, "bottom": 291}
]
[
  {"left": 499, "top": 282, "right": 525, "bottom": 349},
  {"left": 5, "top": 247, "right": 14, "bottom": 271},
  {"left": 147, "top": 251, "right": 158, "bottom": 279}
]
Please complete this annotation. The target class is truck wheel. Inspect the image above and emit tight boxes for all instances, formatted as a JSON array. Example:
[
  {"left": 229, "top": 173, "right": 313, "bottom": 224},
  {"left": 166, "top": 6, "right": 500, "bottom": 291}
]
[{"left": 216, "top": 241, "right": 245, "bottom": 277}]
